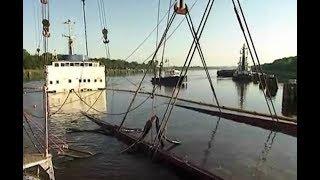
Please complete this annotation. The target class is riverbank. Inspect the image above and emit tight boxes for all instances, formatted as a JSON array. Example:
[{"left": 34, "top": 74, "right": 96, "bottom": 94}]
[
  {"left": 253, "top": 56, "right": 297, "bottom": 82},
  {"left": 23, "top": 69, "right": 150, "bottom": 81}
]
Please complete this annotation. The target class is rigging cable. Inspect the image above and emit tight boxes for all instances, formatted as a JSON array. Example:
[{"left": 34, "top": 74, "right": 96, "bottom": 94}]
[
  {"left": 159, "top": 0, "right": 173, "bottom": 76},
  {"left": 97, "top": 0, "right": 110, "bottom": 58},
  {"left": 231, "top": 0, "right": 278, "bottom": 122},
  {"left": 49, "top": 90, "right": 100, "bottom": 108},
  {"left": 185, "top": 11, "right": 221, "bottom": 112},
  {"left": 25, "top": 89, "right": 72, "bottom": 119},
  {"left": 73, "top": 88, "right": 158, "bottom": 116},
  {"left": 157, "top": 0, "right": 173, "bottom": 138},
  {"left": 234, "top": 0, "right": 279, "bottom": 121},
  {"left": 23, "top": 116, "right": 44, "bottom": 151},
  {"left": 122, "top": 0, "right": 177, "bottom": 62},
  {"left": 23, "top": 114, "right": 45, "bottom": 152},
  {"left": 96, "top": 0, "right": 148, "bottom": 97},
  {"left": 153, "top": 0, "right": 215, "bottom": 146},
  {"left": 48, "top": 90, "right": 72, "bottom": 117},
  {"left": 33, "top": 0, "right": 41, "bottom": 53},
  {"left": 152, "top": 0, "right": 216, "bottom": 155},
  {"left": 24, "top": 112, "right": 67, "bottom": 153},
  {"left": 151, "top": 0, "right": 162, "bottom": 119},
  {"left": 81, "top": 0, "right": 89, "bottom": 57},
  {"left": 24, "top": 112, "right": 69, "bottom": 147},
  {"left": 85, "top": 90, "right": 104, "bottom": 113},
  {"left": 117, "top": 11, "right": 178, "bottom": 130},
  {"left": 23, "top": 123, "right": 42, "bottom": 153},
  {"left": 139, "top": 0, "right": 199, "bottom": 65}
]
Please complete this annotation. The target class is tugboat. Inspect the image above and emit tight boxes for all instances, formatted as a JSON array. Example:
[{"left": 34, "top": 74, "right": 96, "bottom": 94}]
[
  {"left": 232, "top": 44, "right": 252, "bottom": 82},
  {"left": 45, "top": 20, "right": 106, "bottom": 93},
  {"left": 151, "top": 59, "right": 187, "bottom": 86}
]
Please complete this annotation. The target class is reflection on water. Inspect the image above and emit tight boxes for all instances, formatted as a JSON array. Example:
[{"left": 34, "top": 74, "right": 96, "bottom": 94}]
[
  {"left": 48, "top": 90, "right": 107, "bottom": 115},
  {"left": 200, "top": 117, "right": 222, "bottom": 168},
  {"left": 23, "top": 71, "right": 296, "bottom": 180},
  {"left": 258, "top": 82, "right": 278, "bottom": 99},
  {"left": 234, "top": 81, "right": 249, "bottom": 109},
  {"left": 282, "top": 103, "right": 297, "bottom": 117},
  {"left": 253, "top": 131, "right": 278, "bottom": 178},
  {"left": 160, "top": 85, "right": 187, "bottom": 95}
]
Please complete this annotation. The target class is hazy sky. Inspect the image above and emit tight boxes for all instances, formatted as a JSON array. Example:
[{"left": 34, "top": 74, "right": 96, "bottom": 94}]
[{"left": 23, "top": 0, "right": 297, "bottom": 66}]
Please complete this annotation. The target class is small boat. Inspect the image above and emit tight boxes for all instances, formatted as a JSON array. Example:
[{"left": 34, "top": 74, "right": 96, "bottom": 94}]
[
  {"left": 151, "top": 68, "right": 187, "bottom": 86},
  {"left": 151, "top": 59, "right": 187, "bottom": 86},
  {"left": 232, "top": 70, "right": 252, "bottom": 82},
  {"left": 217, "top": 69, "right": 236, "bottom": 77}
]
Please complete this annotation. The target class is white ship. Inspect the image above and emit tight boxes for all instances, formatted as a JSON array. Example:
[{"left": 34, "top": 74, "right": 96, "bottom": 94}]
[{"left": 45, "top": 20, "right": 106, "bottom": 93}]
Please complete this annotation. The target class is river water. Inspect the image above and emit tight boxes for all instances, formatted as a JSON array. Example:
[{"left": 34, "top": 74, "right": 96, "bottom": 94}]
[{"left": 23, "top": 70, "right": 296, "bottom": 180}]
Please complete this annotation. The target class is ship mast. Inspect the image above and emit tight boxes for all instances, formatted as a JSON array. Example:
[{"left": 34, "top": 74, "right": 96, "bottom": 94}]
[
  {"left": 63, "top": 19, "right": 75, "bottom": 55},
  {"left": 240, "top": 43, "right": 247, "bottom": 71}
]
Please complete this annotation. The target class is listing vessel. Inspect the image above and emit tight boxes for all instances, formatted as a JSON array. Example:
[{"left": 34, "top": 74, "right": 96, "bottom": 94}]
[{"left": 45, "top": 19, "right": 106, "bottom": 93}]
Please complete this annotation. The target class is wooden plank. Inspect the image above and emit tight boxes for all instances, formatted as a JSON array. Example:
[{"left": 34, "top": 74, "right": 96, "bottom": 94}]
[
  {"left": 23, "top": 154, "right": 48, "bottom": 170},
  {"left": 106, "top": 88, "right": 296, "bottom": 122},
  {"left": 175, "top": 103, "right": 296, "bottom": 137}
]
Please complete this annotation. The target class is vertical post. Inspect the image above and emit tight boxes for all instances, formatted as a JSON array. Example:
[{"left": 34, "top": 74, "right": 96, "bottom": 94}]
[
  {"left": 81, "top": 0, "right": 89, "bottom": 57},
  {"left": 43, "top": 85, "right": 49, "bottom": 157}
]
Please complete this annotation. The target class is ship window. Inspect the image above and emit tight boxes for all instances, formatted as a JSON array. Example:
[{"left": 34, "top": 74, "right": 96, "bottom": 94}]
[
  {"left": 87, "top": 79, "right": 90, "bottom": 82},
  {"left": 94, "top": 79, "right": 97, "bottom": 82},
  {"left": 65, "top": 63, "right": 69, "bottom": 66},
  {"left": 49, "top": 81, "right": 53, "bottom": 84},
  {"left": 79, "top": 79, "right": 82, "bottom": 83},
  {"left": 54, "top": 63, "right": 59, "bottom": 67},
  {"left": 68, "top": 79, "right": 72, "bottom": 83},
  {"left": 83, "top": 79, "right": 86, "bottom": 82},
  {"left": 84, "top": 63, "right": 89, "bottom": 66},
  {"left": 89, "top": 63, "right": 92, "bottom": 66},
  {"left": 100, "top": 79, "right": 103, "bottom": 82},
  {"left": 61, "top": 63, "right": 65, "bottom": 67},
  {"left": 70, "top": 63, "right": 74, "bottom": 66},
  {"left": 75, "top": 63, "right": 80, "bottom": 66},
  {"left": 80, "top": 63, "right": 84, "bottom": 66},
  {"left": 56, "top": 80, "right": 59, "bottom": 84}
]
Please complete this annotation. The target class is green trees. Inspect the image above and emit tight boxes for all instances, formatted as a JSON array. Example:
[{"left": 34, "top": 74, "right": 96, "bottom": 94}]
[
  {"left": 252, "top": 56, "right": 297, "bottom": 81},
  {"left": 89, "top": 58, "right": 149, "bottom": 70},
  {"left": 23, "top": 49, "right": 53, "bottom": 69},
  {"left": 262, "top": 56, "right": 297, "bottom": 73},
  {"left": 23, "top": 49, "right": 149, "bottom": 70}
]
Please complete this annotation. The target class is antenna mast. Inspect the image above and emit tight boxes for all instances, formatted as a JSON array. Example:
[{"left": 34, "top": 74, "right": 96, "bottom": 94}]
[{"left": 63, "top": 19, "right": 75, "bottom": 55}]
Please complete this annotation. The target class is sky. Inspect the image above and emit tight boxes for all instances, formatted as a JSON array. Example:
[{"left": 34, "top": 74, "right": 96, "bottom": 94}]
[{"left": 23, "top": 0, "right": 297, "bottom": 66}]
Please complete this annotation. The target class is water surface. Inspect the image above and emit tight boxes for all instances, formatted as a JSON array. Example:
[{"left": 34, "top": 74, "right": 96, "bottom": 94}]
[{"left": 23, "top": 70, "right": 296, "bottom": 180}]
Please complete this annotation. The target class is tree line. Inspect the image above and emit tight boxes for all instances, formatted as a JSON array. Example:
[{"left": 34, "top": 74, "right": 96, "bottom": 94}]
[
  {"left": 252, "top": 56, "right": 297, "bottom": 80},
  {"left": 23, "top": 49, "right": 152, "bottom": 70},
  {"left": 23, "top": 49, "right": 53, "bottom": 69}
]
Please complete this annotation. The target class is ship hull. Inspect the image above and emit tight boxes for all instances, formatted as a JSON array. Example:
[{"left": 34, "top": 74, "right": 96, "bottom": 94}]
[{"left": 151, "top": 76, "right": 187, "bottom": 86}]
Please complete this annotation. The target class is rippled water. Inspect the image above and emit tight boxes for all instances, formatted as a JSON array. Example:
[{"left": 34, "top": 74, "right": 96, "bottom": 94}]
[{"left": 23, "top": 70, "right": 296, "bottom": 180}]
